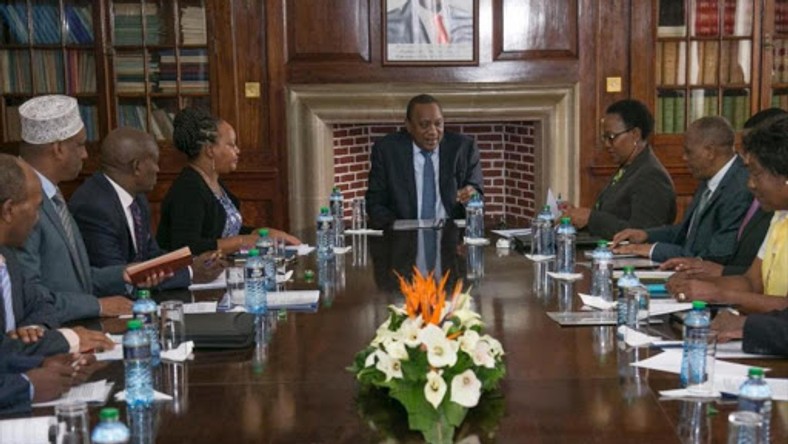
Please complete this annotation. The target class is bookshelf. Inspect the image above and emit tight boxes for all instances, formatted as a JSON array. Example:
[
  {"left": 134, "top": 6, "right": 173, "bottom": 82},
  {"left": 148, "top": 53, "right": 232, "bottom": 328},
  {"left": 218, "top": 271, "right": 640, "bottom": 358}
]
[
  {"left": 0, "top": 0, "right": 99, "bottom": 142},
  {"left": 655, "top": 0, "right": 756, "bottom": 134},
  {"left": 109, "top": 0, "right": 209, "bottom": 141},
  {"left": 768, "top": 0, "right": 788, "bottom": 109},
  {"left": 0, "top": 0, "right": 210, "bottom": 145}
]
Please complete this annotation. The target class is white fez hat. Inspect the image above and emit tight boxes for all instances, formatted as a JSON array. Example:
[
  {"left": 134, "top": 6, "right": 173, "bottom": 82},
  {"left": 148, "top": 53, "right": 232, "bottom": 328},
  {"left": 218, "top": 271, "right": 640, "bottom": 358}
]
[{"left": 19, "top": 95, "right": 85, "bottom": 145}]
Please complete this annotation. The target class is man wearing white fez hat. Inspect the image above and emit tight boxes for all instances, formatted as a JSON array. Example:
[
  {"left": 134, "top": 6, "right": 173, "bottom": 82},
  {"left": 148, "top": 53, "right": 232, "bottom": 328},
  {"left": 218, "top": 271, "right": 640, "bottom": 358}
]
[{"left": 14, "top": 95, "right": 165, "bottom": 323}]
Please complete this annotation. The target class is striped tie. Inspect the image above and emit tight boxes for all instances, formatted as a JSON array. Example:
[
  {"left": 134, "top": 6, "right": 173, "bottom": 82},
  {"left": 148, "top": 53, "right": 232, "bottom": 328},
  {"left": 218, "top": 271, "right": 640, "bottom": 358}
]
[
  {"left": 0, "top": 255, "right": 15, "bottom": 332},
  {"left": 52, "top": 189, "right": 79, "bottom": 254}
]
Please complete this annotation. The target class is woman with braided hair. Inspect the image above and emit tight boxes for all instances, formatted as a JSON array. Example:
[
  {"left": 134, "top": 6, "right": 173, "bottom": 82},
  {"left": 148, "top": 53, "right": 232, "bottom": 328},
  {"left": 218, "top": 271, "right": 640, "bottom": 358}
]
[{"left": 157, "top": 107, "right": 299, "bottom": 255}]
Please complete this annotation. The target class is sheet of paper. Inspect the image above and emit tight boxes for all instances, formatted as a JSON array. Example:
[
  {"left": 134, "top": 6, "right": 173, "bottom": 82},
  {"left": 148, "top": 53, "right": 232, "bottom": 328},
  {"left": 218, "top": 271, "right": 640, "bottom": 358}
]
[
  {"left": 183, "top": 301, "right": 218, "bottom": 314},
  {"left": 546, "top": 311, "right": 617, "bottom": 326},
  {"left": 613, "top": 270, "right": 674, "bottom": 280},
  {"left": 32, "top": 380, "right": 113, "bottom": 407},
  {"left": 267, "top": 290, "right": 320, "bottom": 308},
  {"left": 491, "top": 228, "right": 531, "bottom": 238},
  {"left": 584, "top": 251, "right": 639, "bottom": 259},
  {"left": 525, "top": 254, "right": 555, "bottom": 262},
  {"left": 714, "top": 341, "right": 782, "bottom": 360},
  {"left": 286, "top": 244, "right": 315, "bottom": 256},
  {"left": 618, "top": 326, "right": 663, "bottom": 347},
  {"left": 188, "top": 274, "right": 226, "bottom": 291},
  {"left": 646, "top": 301, "right": 693, "bottom": 317},
  {"left": 0, "top": 416, "right": 54, "bottom": 444},
  {"left": 579, "top": 293, "right": 616, "bottom": 310},
  {"left": 631, "top": 350, "right": 765, "bottom": 377},
  {"left": 114, "top": 389, "right": 172, "bottom": 402},
  {"left": 345, "top": 228, "right": 383, "bottom": 236},
  {"left": 612, "top": 258, "right": 661, "bottom": 269},
  {"left": 547, "top": 271, "right": 584, "bottom": 281},
  {"left": 659, "top": 377, "right": 788, "bottom": 401}
]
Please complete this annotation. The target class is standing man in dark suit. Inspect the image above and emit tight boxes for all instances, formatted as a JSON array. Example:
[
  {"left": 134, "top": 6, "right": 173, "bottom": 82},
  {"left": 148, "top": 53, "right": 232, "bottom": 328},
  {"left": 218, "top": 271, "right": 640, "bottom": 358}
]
[
  {"left": 366, "top": 94, "right": 483, "bottom": 229},
  {"left": 15, "top": 95, "right": 166, "bottom": 324},
  {"left": 613, "top": 116, "right": 753, "bottom": 264},
  {"left": 69, "top": 128, "right": 223, "bottom": 289}
]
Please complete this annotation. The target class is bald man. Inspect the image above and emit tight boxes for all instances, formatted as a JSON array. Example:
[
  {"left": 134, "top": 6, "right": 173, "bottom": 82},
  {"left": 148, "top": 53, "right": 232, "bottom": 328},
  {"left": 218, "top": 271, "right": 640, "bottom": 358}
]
[
  {"left": 613, "top": 116, "right": 753, "bottom": 264},
  {"left": 69, "top": 128, "right": 223, "bottom": 288}
]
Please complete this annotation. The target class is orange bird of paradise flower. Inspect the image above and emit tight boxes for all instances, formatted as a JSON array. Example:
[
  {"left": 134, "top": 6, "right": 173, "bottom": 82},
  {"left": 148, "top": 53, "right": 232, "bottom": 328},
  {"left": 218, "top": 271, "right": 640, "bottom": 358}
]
[{"left": 395, "top": 268, "right": 464, "bottom": 325}]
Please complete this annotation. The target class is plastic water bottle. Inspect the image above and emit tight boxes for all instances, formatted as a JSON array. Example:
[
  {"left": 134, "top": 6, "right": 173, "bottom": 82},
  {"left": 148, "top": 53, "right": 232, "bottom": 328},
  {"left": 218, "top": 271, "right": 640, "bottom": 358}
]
[
  {"left": 244, "top": 249, "right": 267, "bottom": 315},
  {"left": 255, "top": 229, "right": 276, "bottom": 291},
  {"left": 465, "top": 193, "right": 484, "bottom": 239},
  {"left": 555, "top": 217, "right": 576, "bottom": 272},
  {"left": 590, "top": 241, "right": 614, "bottom": 302},
  {"left": 616, "top": 266, "right": 639, "bottom": 332},
  {"left": 316, "top": 206, "right": 335, "bottom": 259},
  {"left": 738, "top": 367, "right": 772, "bottom": 442},
  {"left": 123, "top": 319, "right": 154, "bottom": 408},
  {"left": 91, "top": 408, "right": 130, "bottom": 444},
  {"left": 132, "top": 289, "right": 159, "bottom": 367},
  {"left": 535, "top": 205, "right": 555, "bottom": 255},
  {"left": 679, "top": 301, "right": 711, "bottom": 387},
  {"left": 330, "top": 187, "right": 345, "bottom": 248}
]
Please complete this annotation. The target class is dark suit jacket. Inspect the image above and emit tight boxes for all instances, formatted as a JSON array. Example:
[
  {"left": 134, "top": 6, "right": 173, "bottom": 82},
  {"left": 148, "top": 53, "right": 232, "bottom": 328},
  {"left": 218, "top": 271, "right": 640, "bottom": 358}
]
[
  {"left": 722, "top": 206, "right": 772, "bottom": 276},
  {"left": 646, "top": 156, "right": 752, "bottom": 263},
  {"left": 0, "top": 353, "right": 42, "bottom": 415},
  {"left": 0, "top": 247, "right": 69, "bottom": 357},
  {"left": 69, "top": 172, "right": 190, "bottom": 290},
  {"left": 386, "top": 0, "right": 473, "bottom": 44},
  {"left": 366, "top": 131, "right": 484, "bottom": 229},
  {"left": 587, "top": 146, "right": 677, "bottom": 239},
  {"left": 157, "top": 166, "right": 253, "bottom": 255},
  {"left": 16, "top": 183, "right": 127, "bottom": 323},
  {"left": 743, "top": 308, "right": 788, "bottom": 356}
]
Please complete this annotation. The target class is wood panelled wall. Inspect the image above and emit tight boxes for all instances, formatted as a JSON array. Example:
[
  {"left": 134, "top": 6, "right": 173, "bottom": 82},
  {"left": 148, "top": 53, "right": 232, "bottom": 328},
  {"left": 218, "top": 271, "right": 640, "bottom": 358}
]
[{"left": 69, "top": 0, "right": 697, "bottom": 229}]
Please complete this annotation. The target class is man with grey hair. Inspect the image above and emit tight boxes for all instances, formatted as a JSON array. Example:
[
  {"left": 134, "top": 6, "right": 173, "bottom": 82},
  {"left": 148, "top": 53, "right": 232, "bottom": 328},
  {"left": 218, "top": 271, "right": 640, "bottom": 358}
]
[
  {"left": 613, "top": 116, "right": 753, "bottom": 266},
  {"left": 15, "top": 95, "right": 165, "bottom": 323},
  {"left": 69, "top": 127, "right": 222, "bottom": 287}
]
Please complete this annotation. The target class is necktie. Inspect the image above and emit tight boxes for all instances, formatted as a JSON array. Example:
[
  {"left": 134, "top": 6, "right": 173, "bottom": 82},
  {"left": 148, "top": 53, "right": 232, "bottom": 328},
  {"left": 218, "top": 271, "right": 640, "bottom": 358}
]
[
  {"left": 52, "top": 189, "right": 79, "bottom": 254},
  {"left": 433, "top": 14, "right": 449, "bottom": 44},
  {"left": 737, "top": 200, "right": 760, "bottom": 241},
  {"left": 0, "top": 255, "right": 15, "bottom": 332},
  {"left": 129, "top": 199, "right": 149, "bottom": 261},
  {"left": 687, "top": 187, "right": 712, "bottom": 238},
  {"left": 762, "top": 216, "right": 788, "bottom": 296},
  {"left": 421, "top": 150, "right": 436, "bottom": 220}
]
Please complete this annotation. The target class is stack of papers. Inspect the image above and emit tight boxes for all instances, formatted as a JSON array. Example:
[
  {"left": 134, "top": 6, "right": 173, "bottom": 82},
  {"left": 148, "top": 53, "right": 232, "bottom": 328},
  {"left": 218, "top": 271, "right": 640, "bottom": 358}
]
[
  {"left": 631, "top": 349, "right": 763, "bottom": 377},
  {"left": 0, "top": 416, "right": 54, "bottom": 444},
  {"left": 32, "top": 380, "right": 113, "bottom": 407},
  {"left": 491, "top": 228, "right": 531, "bottom": 238}
]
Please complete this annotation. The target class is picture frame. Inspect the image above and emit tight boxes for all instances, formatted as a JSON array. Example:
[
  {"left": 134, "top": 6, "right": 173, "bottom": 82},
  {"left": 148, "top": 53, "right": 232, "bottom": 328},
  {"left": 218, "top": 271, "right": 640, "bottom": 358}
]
[{"left": 383, "top": 0, "right": 478, "bottom": 65}]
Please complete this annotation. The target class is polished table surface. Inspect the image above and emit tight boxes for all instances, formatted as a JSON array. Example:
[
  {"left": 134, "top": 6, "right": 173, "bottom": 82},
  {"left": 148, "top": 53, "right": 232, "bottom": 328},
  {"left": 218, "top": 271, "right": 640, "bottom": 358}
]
[{"left": 34, "top": 227, "right": 788, "bottom": 443}]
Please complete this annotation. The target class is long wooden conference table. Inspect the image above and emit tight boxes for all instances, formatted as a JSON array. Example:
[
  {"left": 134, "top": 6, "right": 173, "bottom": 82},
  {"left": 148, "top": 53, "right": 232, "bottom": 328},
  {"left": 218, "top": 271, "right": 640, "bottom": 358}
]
[{"left": 34, "top": 227, "right": 788, "bottom": 442}]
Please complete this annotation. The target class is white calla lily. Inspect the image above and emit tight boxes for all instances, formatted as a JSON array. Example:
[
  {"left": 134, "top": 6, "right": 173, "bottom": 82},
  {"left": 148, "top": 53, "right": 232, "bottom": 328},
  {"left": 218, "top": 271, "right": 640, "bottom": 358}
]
[
  {"left": 375, "top": 351, "right": 403, "bottom": 382},
  {"left": 364, "top": 350, "right": 381, "bottom": 368},
  {"left": 399, "top": 317, "right": 423, "bottom": 347},
  {"left": 418, "top": 324, "right": 458, "bottom": 368},
  {"left": 470, "top": 339, "right": 495, "bottom": 368},
  {"left": 424, "top": 370, "right": 447, "bottom": 409},
  {"left": 450, "top": 369, "right": 482, "bottom": 407},
  {"left": 481, "top": 335, "right": 504, "bottom": 357},
  {"left": 383, "top": 337, "right": 409, "bottom": 361},
  {"left": 458, "top": 329, "right": 480, "bottom": 354}
]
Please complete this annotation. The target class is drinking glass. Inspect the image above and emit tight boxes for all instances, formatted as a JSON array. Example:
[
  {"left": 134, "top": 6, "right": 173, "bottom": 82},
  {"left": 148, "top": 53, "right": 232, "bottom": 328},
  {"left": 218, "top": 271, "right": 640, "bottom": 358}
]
[
  {"left": 160, "top": 300, "right": 185, "bottom": 351},
  {"left": 727, "top": 411, "right": 762, "bottom": 444},
  {"left": 352, "top": 198, "right": 366, "bottom": 230},
  {"left": 686, "top": 330, "right": 718, "bottom": 396},
  {"left": 225, "top": 258, "right": 246, "bottom": 305},
  {"left": 55, "top": 401, "right": 89, "bottom": 444}
]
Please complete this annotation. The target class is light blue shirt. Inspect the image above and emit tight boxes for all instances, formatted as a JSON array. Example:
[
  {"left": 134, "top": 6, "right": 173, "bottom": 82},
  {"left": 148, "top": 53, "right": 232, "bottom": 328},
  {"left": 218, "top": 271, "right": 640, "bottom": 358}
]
[
  {"left": 413, "top": 143, "right": 447, "bottom": 220},
  {"left": 33, "top": 169, "right": 57, "bottom": 200}
]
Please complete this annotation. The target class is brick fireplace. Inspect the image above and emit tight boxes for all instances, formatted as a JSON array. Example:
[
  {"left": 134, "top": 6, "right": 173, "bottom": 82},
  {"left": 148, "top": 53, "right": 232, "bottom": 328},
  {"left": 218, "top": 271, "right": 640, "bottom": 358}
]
[
  {"left": 332, "top": 122, "right": 537, "bottom": 226},
  {"left": 286, "top": 83, "right": 580, "bottom": 232}
]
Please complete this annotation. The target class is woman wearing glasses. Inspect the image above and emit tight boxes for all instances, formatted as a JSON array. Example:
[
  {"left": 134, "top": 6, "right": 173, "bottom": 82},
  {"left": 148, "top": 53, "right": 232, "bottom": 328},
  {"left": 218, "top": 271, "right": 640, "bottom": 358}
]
[{"left": 561, "top": 99, "right": 676, "bottom": 239}]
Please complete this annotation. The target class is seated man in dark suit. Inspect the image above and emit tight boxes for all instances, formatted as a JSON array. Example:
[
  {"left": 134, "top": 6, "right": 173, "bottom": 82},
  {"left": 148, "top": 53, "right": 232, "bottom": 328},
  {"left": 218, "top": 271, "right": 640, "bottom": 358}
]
[
  {"left": 0, "top": 352, "right": 76, "bottom": 415},
  {"left": 613, "top": 116, "right": 753, "bottom": 264},
  {"left": 69, "top": 128, "right": 223, "bottom": 288},
  {"left": 366, "top": 94, "right": 483, "bottom": 229},
  {"left": 658, "top": 108, "right": 787, "bottom": 277},
  {"left": 0, "top": 154, "right": 114, "bottom": 356}
]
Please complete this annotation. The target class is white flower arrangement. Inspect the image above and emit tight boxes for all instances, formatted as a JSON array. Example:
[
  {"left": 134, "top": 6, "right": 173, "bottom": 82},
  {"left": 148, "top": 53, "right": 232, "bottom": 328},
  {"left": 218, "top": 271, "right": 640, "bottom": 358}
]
[{"left": 350, "top": 269, "right": 506, "bottom": 444}]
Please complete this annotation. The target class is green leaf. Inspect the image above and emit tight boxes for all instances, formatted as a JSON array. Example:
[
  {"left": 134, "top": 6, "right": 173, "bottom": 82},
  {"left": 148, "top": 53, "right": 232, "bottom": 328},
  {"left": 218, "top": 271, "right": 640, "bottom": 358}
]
[{"left": 443, "top": 401, "right": 468, "bottom": 427}]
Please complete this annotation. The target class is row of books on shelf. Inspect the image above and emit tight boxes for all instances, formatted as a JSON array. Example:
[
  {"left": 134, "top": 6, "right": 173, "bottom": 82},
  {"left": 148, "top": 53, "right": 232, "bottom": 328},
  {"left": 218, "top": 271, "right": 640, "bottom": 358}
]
[
  {"left": 1, "top": 49, "right": 99, "bottom": 95},
  {"left": 658, "top": 0, "right": 751, "bottom": 37},
  {"left": 114, "top": 49, "right": 208, "bottom": 94},
  {"left": 657, "top": 92, "right": 750, "bottom": 134},
  {"left": 776, "top": 1, "right": 788, "bottom": 35},
  {"left": 181, "top": 6, "right": 207, "bottom": 45},
  {"left": 3, "top": 103, "right": 97, "bottom": 142},
  {"left": 0, "top": 3, "right": 94, "bottom": 45},
  {"left": 118, "top": 104, "right": 174, "bottom": 141},
  {"left": 657, "top": 40, "right": 748, "bottom": 86},
  {"left": 114, "top": 3, "right": 163, "bottom": 46},
  {"left": 772, "top": 39, "right": 788, "bottom": 84}
]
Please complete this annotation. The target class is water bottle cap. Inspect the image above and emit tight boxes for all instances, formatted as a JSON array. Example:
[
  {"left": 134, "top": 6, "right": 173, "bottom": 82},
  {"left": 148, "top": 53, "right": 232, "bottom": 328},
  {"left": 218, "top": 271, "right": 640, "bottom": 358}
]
[
  {"left": 748, "top": 367, "right": 764, "bottom": 377},
  {"left": 258, "top": 228, "right": 269, "bottom": 237},
  {"left": 332, "top": 186, "right": 339, "bottom": 192},
  {"left": 136, "top": 289, "right": 151, "bottom": 299},
  {"left": 623, "top": 265, "right": 635, "bottom": 273},
  {"left": 99, "top": 407, "right": 120, "bottom": 421},
  {"left": 691, "top": 300, "right": 707, "bottom": 310},
  {"left": 320, "top": 206, "right": 329, "bottom": 214},
  {"left": 127, "top": 319, "right": 143, "bottom": 330},
  {"left": 560, "top": 217, "right": 571, "bottom": 225},
  {"left": 597, "top": 240, "right": 608, "bottom": 247},
  {"left": 248, "top": 249, "right": 260, "bottom": 257},
  {"left": 543, "top": 205, "right": 551, "bottom": 211}
]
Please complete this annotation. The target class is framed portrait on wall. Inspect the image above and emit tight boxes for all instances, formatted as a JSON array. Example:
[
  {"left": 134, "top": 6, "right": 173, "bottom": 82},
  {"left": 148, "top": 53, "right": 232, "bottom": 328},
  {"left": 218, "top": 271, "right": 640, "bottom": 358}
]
[{"left": 383, "top": 0, "right": 478, "bottom": 65}]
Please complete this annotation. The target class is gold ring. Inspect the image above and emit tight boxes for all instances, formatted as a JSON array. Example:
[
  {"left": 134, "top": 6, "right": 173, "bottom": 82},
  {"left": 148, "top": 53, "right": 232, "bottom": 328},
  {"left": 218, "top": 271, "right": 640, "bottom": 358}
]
[{"left": 678, "top": 292, "right": 686, "bottom": 301}]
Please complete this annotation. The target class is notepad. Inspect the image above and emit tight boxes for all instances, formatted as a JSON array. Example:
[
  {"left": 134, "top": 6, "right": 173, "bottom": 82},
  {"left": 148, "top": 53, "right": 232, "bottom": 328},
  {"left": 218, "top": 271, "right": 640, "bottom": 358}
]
[
  {"left": 0, "top": 416, "right": 54, "bottom": 444},
  {"left": 32, "top": 380, "right": 113, "bottom": 407}
]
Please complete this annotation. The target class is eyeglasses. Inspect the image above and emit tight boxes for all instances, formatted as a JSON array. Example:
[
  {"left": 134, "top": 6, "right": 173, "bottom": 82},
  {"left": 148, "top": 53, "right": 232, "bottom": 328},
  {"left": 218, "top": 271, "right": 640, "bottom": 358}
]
[{"left": 600, "top": 127, "right": 633, "bottom": 144}]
